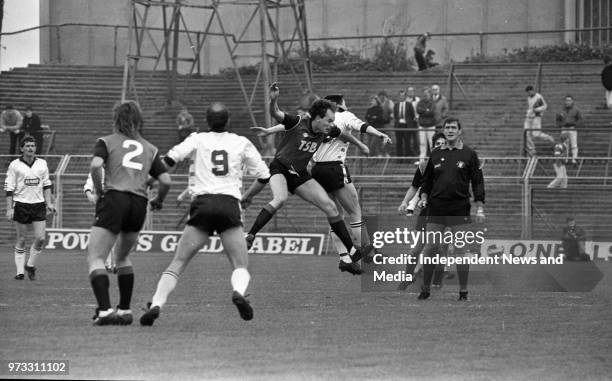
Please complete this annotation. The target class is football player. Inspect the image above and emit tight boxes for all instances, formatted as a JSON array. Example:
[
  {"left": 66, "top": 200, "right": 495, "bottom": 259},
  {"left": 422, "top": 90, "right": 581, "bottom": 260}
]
[
  {"left": 5, "top": 136, "right": 55, "bottom": 281},
  {"left": 87, "top": 100, "right": 171, "bottom": 326},
  {"left": 140, "top": 102, "right": 270, "bottom": 326},
  {"left": 311, "top": 94, "right": 391, "bottom": 262},
  {"left": 242, "top": 84, "right": 369, "bottom": 275}
]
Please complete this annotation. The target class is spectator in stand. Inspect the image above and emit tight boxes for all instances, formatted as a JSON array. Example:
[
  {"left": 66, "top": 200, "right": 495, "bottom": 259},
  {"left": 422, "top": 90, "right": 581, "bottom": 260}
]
[
  {"left": 524, "top": 85, "right": 555, "bottom": 157},
  {"left": 416, "top": 88, "right": 436, "bottom": 159},
  {"left": 547, "top": 133, "right": 569, "bottom": 189},
  {"left": 1, "top": 105, "right": 24, "bottom": 155},
  {"left": 365, "top": 96, "right": 386, "bottom": 157},
  {"left": 600, "top": 56, "right": 612, "bottom": 109},
  {"left": 176, "top": 107, "right": 195, "bottom": 143},
  {"left": 393, "top": 89, "right": 417, "bottom": 157},
  {"left": 561, "top": 217, "right": 590, "bottom": 261},
  {"left": 22, "top": 106, "right": 44, "bottom": 154},
  {"left": 556, "top": 95, "right": 582, "bottom": 164},
  {"left": 406, "top": 86, "right": 421, "bottom": 153},
  {"left": 425, "top": 50, "right": 439, "bottom": 68},
  {"left": 414, "top": 33, "right": 430, "bottom": 71},
  {"left": 431, "top": 84, "right": 449, "bottom": 130}
]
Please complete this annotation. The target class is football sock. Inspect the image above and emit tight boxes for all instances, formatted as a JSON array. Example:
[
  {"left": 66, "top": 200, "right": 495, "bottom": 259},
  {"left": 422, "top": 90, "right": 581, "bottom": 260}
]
[
  {"left": 339, "top": 253, "right": 353, "bottom": 264},
  {"left": 248, "top": 203, "right": 277, "bottom": 236},
  {"left": 14, "top": 247, "right": 25, "bottom": 275},
  {"left": 432, "top": 264, "right": 445, "bottom": 285},
  {"left": 330, "top": 228, "right": 348, "bottom": 257},
  {"left": 349, "top": 220, "right": 364, "bottom": 247},
  {"left": 457, "top": 264, "right": 469, "bottom": 291},
  {"left": 89, "top": 269, "right": 111, "bottom": 311},
  {"left": 328, "top": 215, "right": 353, "bottom": 253},
  {"left": 151, "top": 270, "right": 179, "bottom": 308},
  {"left": 26, "top": 244, "right": 41, "bottom": 267},
  {"left": 116, "top": 266, "right": 134, "bottom": 310},
  {"left": 422, "top": 263, "right": 435, "bottom": 289},
  {"left": 230, "top": 268, "right": 250, "bottom": 296}
]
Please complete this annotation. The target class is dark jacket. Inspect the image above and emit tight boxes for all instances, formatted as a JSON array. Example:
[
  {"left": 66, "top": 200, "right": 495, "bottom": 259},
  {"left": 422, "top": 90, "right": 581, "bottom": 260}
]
[
  {"left": 601, "top": 64, "right": 612, "bottom": 91},
  {"left": 22, "top": 113, "right": 42, "bottom": 134},
  {"left": 365, "top": 105, "right": 386, "bottom": 129},
  {"left": 393, "top": 101, "right": 416, "bottom": 128},
  {"left": 416, "top": 98, "right": 436, "bottom": 128}
]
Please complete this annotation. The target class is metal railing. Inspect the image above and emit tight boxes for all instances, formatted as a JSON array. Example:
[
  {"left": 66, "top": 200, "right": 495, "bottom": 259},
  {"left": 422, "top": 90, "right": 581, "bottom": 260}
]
[{"left": 2, "top": 23, "right": 611, "bottom": 71}]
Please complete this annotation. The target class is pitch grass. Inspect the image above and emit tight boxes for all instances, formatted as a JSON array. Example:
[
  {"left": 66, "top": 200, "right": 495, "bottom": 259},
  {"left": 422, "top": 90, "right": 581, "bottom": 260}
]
[{"left": 1, "top": 249, "right": 611, "bottom": 381}]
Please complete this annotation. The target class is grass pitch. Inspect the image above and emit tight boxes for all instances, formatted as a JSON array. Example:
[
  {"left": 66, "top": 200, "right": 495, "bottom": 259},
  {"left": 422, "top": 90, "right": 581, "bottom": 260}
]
[{"left": 1, "top": 248, "right": 611, "bottom": 380}]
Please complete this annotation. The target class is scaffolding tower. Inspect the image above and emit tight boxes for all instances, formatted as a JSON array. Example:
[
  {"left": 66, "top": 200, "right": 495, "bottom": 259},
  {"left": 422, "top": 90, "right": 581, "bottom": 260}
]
[{"left": 121, "top": 0, "right": 313, "bottom": 143}]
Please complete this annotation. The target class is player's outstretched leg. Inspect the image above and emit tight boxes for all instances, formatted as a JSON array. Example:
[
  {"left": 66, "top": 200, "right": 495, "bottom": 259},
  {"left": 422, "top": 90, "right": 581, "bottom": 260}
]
[
  {"left": 221, "top": 227, "right": 254, "bottom": 321},
  {"left": 25, "top": 220, "right": 46, "bottom": 281},
  {"left": 246, "top": 175, "right": 287, "bottom": 249},
  {"left": 140, "top": 225, "right": 208, "bottom": 326}
]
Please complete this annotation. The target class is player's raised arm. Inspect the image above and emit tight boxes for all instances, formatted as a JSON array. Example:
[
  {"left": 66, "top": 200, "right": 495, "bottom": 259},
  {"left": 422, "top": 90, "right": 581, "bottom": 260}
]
[
  {"left": 269, "top": 83, "right": 285, "bottom": 123},
  {"left": 163, "top": 133, "right": 198, "bottom": 169},
  {"left": 250, "top": 124, "right": 286, "bottom": 137},
  {"left": 337, "top": 131, "right": 370, "bottom": 155}
]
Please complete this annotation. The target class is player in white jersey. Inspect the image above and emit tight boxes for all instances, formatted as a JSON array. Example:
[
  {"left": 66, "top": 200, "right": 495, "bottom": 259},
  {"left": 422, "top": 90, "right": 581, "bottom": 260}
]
[
  {"left": 83, "top": 172, "right": 116, "bottom": 273},
  {"left": 311, "top": 94, "right": 391, "bottom": 260},
  {"left": 140, "top": 102, "right": 270, "bottom": 326},
  {"left": 5, "top": 136, "right": 55, "bottom": 280}
]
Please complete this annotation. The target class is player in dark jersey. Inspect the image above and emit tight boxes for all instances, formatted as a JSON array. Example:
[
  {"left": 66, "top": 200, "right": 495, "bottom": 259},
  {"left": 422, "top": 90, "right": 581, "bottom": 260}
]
[
  {"left": 242, "top": 83, "right": 367, "bottom": 275},
  {"left": 87, "top": 100, "right": 171, "bottom": 326},
  {"left": 397, "top": 132, "right": 446, "bottom": 291},
  {"left": 418, "top": 117, "right": 485, "bottom": 301}
]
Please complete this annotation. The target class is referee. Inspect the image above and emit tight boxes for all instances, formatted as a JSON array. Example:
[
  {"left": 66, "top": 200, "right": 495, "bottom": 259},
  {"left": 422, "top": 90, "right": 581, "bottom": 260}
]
[{"left": 418, "top": 117, "right": 485, "bottom": 301}]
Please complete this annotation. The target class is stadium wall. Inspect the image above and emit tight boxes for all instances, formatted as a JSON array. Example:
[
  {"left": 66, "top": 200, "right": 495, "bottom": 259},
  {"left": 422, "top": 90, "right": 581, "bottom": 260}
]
[{"left": 38, "top": 0, "right": 569, "bottom": 73}]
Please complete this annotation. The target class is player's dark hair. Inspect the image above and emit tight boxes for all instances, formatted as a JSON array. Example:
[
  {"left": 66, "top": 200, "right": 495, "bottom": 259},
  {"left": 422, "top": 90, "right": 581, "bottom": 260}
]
[
  {"left": 525, "top": 85, "right": 534, "bottom": 92},
  {"left": 431, "top": 132, "right": 446, "bottom": 146},
  {"left": 308, "top": 99, "right": 334, "bottom": 120},
  {"left": 20, "top": 135, "right": 36, "bottom": 148},
  {"left": 324, "top": 94, "right": 344, "bottom": 106},
  {"left": 113, "top": 100, "right": 143, "bottom": 139},
  {"left": 443, "top": 117, "right": 462, "bottom": 130},
  {"left": 206, "top": 102, "right": 229, "bottom": 132}
]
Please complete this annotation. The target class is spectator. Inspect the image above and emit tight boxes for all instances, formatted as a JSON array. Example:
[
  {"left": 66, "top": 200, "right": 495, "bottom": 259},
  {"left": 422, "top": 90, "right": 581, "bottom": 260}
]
[
  {"left": 22, "top": 106, "right": 44, "bottom": 154},
  {"left": 524, "top": 85, "right": 555, "bottom": 157},
  {"left": 547, "top": 133, "right": 569, "bottom": 189},
  {"left": 556, "top": 95, "right": 582, "bottom": 164},
  {"left": 431, "top": 84, "right": 449, "bottom": 129},
  {"left": 600, "top": 56, "right": 612, "bottom": 109},
  {"left": 414, "top": 33, "right": 430, "bottom": 71},
  {"left": 561, "top": 218, "right": 590, "bottom": 261},
  {"left": 425, "top": 50, "right": 439, "bottom": 68},
  {"left": 416, "top": 88, "right": 436, "bottom": 158},
  {"left": 393, "top": 89, "right": 417, "bottom": 157},
  {"left": 1, "top": 105, "right": 24, "bottom": 155},
  {"left": 365, "top": 96, "right": 386, "bottom": 157},
  {"left": 377, "top": 91, "right": 394, "bottom": 157},
  {"left": 176, "top": 107, "right": 195, "bottom": 143}
]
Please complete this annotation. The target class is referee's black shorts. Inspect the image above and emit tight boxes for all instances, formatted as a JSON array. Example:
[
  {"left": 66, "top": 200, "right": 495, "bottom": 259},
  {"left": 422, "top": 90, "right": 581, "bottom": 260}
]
[
  {"left": 269, "top": 159, "right": 311, "bottom": 194},
  {"left": 187, "top": 194, "right": 243, "bottom": 235},
  {"left": 93, "top": 190, "right": 148, "bottom": 234},
  {"left": 311, "top": 161, "right": 352, "bottom": 193},
  {"left": 13, "top": 201, "right": 46, "bottom": 224},
  {"left": 426, "top": 201, "right": 472, "bottom": 226}
]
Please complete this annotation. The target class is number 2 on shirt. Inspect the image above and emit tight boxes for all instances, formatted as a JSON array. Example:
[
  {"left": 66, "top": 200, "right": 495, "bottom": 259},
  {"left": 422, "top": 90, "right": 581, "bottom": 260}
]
[{"left": 122, "top": 140, "right": 144, "bottom": 170}]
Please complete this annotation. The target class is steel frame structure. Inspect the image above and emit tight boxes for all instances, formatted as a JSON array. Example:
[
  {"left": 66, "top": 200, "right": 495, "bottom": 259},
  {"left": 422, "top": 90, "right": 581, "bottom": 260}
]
[{"left": 120, "top": 0, "right": 313, "bottom": 139}]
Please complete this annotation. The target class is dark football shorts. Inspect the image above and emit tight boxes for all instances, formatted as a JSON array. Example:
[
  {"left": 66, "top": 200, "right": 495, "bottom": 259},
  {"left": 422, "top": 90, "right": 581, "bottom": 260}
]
[
  {"left": 269, "top": 159, "right": 312, "bottom": 194},
  {"left": 187, "top": 194, "right": 243, "bottom": 235},
  {"left": 426, "top": 201, "right": 472, "bottom": 226},
  {"left": 13, "top": 202, "right": 46, "bottom": 224},
  {"left": 311, "top": 161, "right": 352, "bottom": 193},
  {"left": 93, "top": 190, "right": 148, "bottom": 234}
]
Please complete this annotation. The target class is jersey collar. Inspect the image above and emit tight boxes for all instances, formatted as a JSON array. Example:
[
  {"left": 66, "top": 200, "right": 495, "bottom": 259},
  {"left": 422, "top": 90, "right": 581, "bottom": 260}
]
[
  {"left": 19, "top": 156, "right": 37, "bottom": 167},
  {"left": 442, "top": 140, "right": 464, "bottom": 150}
]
